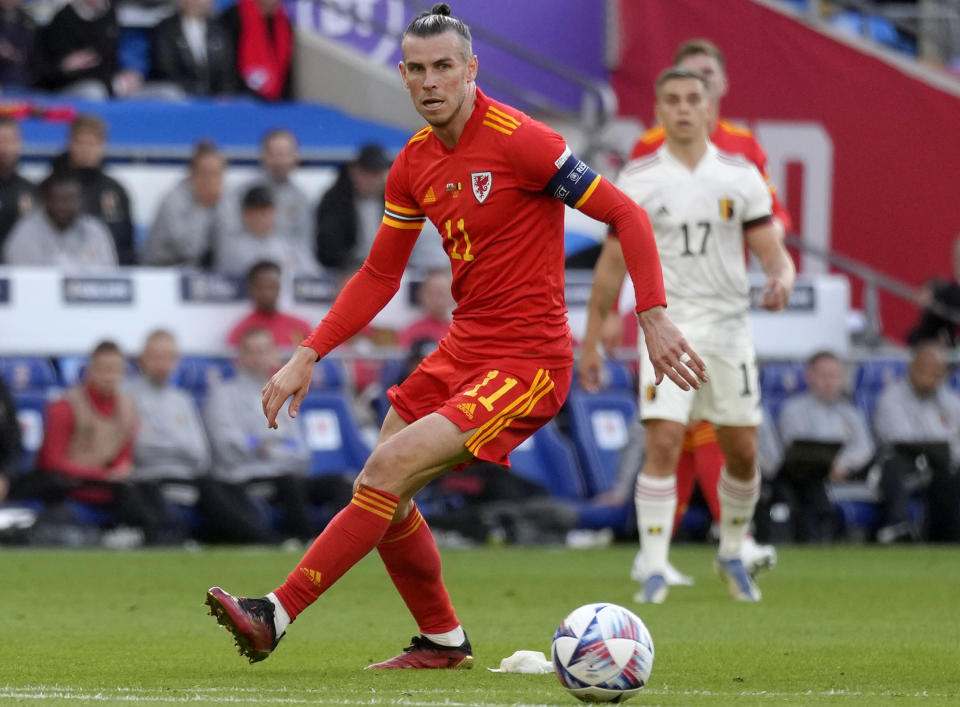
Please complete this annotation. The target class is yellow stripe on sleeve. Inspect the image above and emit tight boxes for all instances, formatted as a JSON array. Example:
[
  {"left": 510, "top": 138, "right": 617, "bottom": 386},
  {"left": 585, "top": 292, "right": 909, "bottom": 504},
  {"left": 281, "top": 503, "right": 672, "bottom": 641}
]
[
  {"left": 482, "top": 121, "right": 514, "bottom": 136},
  {"left": 573, "top": 175, "right": 602, "bottom": 209},
  {"left": 385, "top": 201, "right": 423, "bottom": 216},
  {"left": 383, "top": 216, "right": 426, "bottom": 230}
]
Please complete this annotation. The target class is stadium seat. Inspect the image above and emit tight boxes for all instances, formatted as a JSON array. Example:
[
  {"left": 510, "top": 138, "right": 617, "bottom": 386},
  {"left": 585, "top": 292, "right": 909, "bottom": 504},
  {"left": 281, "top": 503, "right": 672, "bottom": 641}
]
[
  {"left": 570, "top": 359, "right": 636, "bottom": 392},
  {"left": 852, "top": 357, "right": 907, "bottom": 425},
  {"left": 759, "top": 360, "right": 806, "bottom": 421},
  {"left": 311, "top": 358, "right": 349, "bottom": 391},
  {"left": 564, "top": 388, "right": 637, "bottom": 496},
  {"left": 13, "top": 391, "right": 47, "bottom": 472},
  {"left": 171, "top": 357, "right": 235, "bottom": 395},
  {"left": 0, "top": 357, "right": 58, "bottom": 391},
  {"left": 507, "top": 421, "right": 586, "bottom": 501},
  {"left": 950, "top": 366, "right": 960, "bottom": 393},
  {"left": 298, "top": 392, "right": 371, "bottom": 476}
]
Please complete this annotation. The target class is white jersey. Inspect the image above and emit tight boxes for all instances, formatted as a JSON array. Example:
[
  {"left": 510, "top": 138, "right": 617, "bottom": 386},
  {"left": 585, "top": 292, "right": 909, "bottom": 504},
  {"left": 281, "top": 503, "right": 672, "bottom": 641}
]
[{"left": 616, "top": 143, "right": 772, "bottom": 353}]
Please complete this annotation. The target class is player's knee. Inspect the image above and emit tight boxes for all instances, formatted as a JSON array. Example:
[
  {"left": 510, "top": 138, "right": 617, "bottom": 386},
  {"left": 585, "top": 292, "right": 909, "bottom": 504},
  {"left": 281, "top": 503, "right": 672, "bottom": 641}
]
[{"left": 724, "top": 439, "right": 756, "bottom": 475}]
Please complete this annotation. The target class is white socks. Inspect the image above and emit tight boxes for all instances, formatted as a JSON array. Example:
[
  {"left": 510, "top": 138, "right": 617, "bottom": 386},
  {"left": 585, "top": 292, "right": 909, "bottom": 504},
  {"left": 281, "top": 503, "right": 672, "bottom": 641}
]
[
  {"left": 634, "top": 473, "right": 677, "bottom": 577},
  {"left": 266, "top": 592, "right": 291, "bottom": 636},
  {"left": 423, "top": 626, "right": 466, "bottom": 647},
  {"left": 717, "top": 468, "right": 760, "bottom": 559}
]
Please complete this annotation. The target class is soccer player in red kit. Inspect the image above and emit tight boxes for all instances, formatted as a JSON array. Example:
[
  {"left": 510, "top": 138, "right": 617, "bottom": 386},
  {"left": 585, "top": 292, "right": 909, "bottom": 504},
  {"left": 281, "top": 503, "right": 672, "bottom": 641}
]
[{"left": 204, "top": 3, "right": 705, "bottom": 670}]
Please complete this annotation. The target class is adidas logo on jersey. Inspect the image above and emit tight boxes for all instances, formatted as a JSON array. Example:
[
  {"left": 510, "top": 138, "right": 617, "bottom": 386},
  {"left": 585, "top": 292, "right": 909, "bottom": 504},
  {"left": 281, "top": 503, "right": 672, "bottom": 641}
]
[
  {"left": 457, "top": 402, "right": 477, "bottom": 420},
  {"left": 655, "top": 205, "right": 670, "bottom": 217},
  {"left": 424, "top": 186, "right": 437, "bottom": 203},
  {"left": 299, "top": 568, "right": 323, "bottom": 587}
]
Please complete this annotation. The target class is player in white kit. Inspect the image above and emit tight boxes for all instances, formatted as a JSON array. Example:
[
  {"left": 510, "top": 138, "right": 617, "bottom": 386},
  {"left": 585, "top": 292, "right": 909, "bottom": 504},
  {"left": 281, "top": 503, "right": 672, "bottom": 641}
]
[{"left": 580, "top": 67, "right": 795, "bottom": 603}]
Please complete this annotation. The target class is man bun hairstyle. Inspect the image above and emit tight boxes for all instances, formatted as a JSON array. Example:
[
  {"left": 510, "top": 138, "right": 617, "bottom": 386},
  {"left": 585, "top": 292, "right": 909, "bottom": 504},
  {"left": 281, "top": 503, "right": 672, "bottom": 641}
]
[{"left": 403, "top": 3, "right": 473, "bottom": 60}]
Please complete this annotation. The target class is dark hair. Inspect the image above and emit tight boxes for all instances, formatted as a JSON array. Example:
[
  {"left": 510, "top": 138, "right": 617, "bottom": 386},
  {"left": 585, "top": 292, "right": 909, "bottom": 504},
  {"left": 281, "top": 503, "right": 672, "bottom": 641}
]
[
  {"left": 189, "top": 140, "right": 223, "bottom": 171},
  {"left": 69, "top": 114, "right": 107, "bottom": 140},
  {"left": 654, "top": 67, "right": 709, "bottom": 96},
  {"left": 39, "top": 171, "right": 80, "bottom": 198},
  {"left": 403, "top": 3, "right": 472, "bottom": 59},
  {"left": 246, "top": 259, "right": 282, "bottom": 284},
  {"left": 0, "top": 115, "right": 19, "bottom": 132},
  {"left": 91, "top": 340, "right": 123, "bottom": 358},
  {"left": 673, "top": 38, "right": 726, "bottom": 72},
  {"left": 241, "top": 184, "right": 275, "bottom": 209}
]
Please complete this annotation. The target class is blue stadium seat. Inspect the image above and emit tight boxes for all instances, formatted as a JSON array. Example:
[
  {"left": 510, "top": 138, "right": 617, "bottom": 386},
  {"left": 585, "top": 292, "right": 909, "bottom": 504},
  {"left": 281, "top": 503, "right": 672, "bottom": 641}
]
[
  {"left": 571, "top": 359, "right": 636, "bottom": 392},
  {"left": 311, "top": 358, "right": 349, "bottom": 391},
  {"left": 171, "top": 357, "right": 235, "bottom": 395},
  {"left": 759, "top": 360, "right": 806, "bottom": 421},
  {"left": 507, "top": 421, "right": 586, "bottom": 501},
  {"left": 13, "top": 391, "right": 47, "bottom": 472},
  {"left": 298, "top": 392, "right": 371, "bottom": 476},
  {"left": 0, "top": 357, "right": 58, "bottom": 391},
  {"left": 564, "top": 388, "right": 637, "bottom": 496},
  {"left": 949, "top": 366, "right": 960, "bottom": 393},
  {"left": 852, "top": 357, "right": 907, "bottom": 424}
]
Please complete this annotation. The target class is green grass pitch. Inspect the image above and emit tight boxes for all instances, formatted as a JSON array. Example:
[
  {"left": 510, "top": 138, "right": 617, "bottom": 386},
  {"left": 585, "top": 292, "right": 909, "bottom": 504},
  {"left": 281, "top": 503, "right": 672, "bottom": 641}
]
[{"left": 1, "top": 544, "right": 958, "bottom": 705}]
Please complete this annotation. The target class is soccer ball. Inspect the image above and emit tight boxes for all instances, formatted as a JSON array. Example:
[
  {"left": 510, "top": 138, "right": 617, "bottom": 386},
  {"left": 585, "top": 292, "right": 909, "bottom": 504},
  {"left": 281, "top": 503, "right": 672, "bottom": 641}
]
[{"left": 552, "top": 602, "right": 654, "bottom": 703}]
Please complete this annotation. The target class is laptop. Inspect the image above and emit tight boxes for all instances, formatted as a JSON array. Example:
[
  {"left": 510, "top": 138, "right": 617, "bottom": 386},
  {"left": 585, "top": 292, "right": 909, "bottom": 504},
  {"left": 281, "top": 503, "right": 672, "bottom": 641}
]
[
  {"left": 780, "top": 439, "right": 844, "bottom": 481},
  {"left": 891, "top": 441, "right": 951, "bottom": 472}
]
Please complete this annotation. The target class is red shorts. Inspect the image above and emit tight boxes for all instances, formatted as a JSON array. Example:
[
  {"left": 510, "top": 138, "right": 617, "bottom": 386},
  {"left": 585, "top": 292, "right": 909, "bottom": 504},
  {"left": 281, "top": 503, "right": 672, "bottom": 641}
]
[{"left": 387, "top": 346, "right": 572, "bottom": 467}]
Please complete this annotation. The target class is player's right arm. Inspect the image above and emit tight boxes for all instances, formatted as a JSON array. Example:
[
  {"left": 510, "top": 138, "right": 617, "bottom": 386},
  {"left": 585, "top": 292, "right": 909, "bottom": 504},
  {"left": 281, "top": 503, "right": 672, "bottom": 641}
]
[{"left": 261, "top": 157, "right": 425, "bottom": 428}]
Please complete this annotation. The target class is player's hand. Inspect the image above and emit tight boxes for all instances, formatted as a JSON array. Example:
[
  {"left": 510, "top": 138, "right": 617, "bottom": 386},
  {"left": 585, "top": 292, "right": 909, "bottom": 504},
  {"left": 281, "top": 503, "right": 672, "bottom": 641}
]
[
  {"left": 578, "top": 344, "right": 606, "bottom": 393},
  {"left": 261, "top": 345, "right": 318, "bottom": 429},
  {"left": 600, "top": 314, "right": 624, "bottom": 356},
  {"left": 636, "top": 306, "right": 707, "bottom": 390},
  {"left": 759, "top": 276, "right": 791, "bottom": 311}
]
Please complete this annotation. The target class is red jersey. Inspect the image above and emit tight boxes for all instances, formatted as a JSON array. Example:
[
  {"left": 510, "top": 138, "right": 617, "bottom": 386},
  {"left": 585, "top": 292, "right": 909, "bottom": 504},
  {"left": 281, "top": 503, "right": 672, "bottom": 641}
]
[
  {"left": 630, "top": 120, "right": 792, "bottom": 232},
  {"left": 227, "top": 309, "right": 312, "bottom": 349},
  {"left": 304, "top": 88, "right": 665, "bottom": 369}
]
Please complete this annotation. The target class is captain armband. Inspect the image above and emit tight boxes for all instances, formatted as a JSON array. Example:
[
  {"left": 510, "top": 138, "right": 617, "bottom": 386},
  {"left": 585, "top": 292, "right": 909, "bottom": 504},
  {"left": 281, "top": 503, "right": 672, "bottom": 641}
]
[{"left": 544, "top": 149, "right": 602, "bottom": 209}]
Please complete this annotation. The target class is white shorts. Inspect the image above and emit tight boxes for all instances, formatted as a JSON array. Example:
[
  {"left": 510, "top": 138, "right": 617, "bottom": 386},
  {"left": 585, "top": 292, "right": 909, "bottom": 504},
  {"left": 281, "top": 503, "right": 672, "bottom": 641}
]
[{"left": 638, "top": 346, "right": 762, "bottom": 427}]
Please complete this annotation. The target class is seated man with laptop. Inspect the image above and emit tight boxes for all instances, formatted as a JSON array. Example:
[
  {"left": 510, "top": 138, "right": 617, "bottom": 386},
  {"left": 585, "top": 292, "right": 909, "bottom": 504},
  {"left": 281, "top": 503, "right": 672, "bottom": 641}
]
[
  {"left": 777, "top": 351, "right": 875, "bottom": 543},
  {"left": 873, "top": 343, "right": 960, "bottom": 542}
]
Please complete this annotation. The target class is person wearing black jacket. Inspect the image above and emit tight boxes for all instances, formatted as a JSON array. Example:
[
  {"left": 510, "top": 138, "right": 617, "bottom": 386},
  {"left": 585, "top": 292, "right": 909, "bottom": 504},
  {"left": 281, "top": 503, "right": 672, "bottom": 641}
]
[
  {"left": 314, "top": 144, "right": 390, "bottom": 272},
  {"left": 907, "top": 235, "right": 960, "bottom": 347},
  {"left": 51, "top": 114, "right": 136, "bottom": 265},
  {"left": 150, "top": 0, "right": 236, "bottom": 96},
  {"left": 33, "top": 0, "right": 144, "bottom": 98},
  {"left": 0, "top": 0, "right": 36, "bottom": 90},
  {"left": 0, "top": 377, "right": 20, "bottom": 502},
  {"left": 0, "top": 116, "right": 35, "bottom": 259}
]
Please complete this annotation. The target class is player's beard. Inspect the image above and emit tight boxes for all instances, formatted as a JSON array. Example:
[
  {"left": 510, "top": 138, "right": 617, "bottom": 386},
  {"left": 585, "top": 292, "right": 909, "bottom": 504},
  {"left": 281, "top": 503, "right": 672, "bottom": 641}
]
[{"left": 420, "top": 81, "right": 471, "bottom": 129}]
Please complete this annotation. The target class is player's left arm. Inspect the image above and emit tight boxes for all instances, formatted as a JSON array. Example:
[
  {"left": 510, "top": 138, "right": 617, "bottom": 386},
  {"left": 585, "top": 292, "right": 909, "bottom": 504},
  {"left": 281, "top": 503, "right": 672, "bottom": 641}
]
[
  {"left": 746, "top": 221, "right": 795, "bottom": 311},
  {"left": 742, "top": 162, "right": 795, "bottom": 311},
  {"left": 745, "top": 134, "right": 792, "bottom": 234}
]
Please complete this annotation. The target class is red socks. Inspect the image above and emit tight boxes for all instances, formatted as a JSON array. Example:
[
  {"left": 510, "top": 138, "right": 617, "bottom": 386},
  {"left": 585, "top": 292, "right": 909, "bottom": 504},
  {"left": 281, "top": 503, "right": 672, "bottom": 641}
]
[
  {"left": 273, "top": 485, "right": 398, "bottom": 620},
  {"left": 377, "top": 505, "right": 460, "bottom": 634}
]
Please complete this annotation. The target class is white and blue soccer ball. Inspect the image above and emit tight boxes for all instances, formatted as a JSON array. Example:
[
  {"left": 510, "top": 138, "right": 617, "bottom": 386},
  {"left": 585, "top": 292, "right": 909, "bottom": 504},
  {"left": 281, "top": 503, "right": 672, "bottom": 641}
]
[{"left": 552, "top": 602, "right": 654, "bottom": 703}]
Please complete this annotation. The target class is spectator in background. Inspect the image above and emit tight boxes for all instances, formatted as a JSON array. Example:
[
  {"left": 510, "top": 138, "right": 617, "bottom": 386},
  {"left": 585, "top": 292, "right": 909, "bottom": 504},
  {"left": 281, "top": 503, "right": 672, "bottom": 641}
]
[
  {"left": 315, "top": 143, "right": 391, "bottom": 272},
  {"left": 0, "top": 376, "right": 20, "bottom": 502},
  {"left": 219, "top": 0, "right": 292, "bottom": 101},
  {"left": 33, "top": 0, "right": 142, "bottom": 98},
  {"left": 214, "top": 184, "right": 319, "bottom": 277},
  {"left": 52, "top": 115, "right": 136, "bottom": 265},
  {"left": 0, "top": 0, "right": 35, "bottom": 90},
  {"left": 398, "top": 268, "right": 454, "bottom": 347},
  {"left": 907, "top": 234, "right": 960, "bottom": 347},
  {"left": 204, "top": 328, "right": 319, "bottom": 541},
  {"left": 27, "top": 340, "right": 181, "bottom": 544},
  {"left": 127, "top": 329, "right": 274, "bottom": 543},
  {"left": 227, "top": 260, "right": 311, "bottom": 350},
  {"left": 0, "top": 116, "right": 36, "bottom": 258},
  {"left": 873, "top": 342, "right": 960, "bottom": 542},
  {"left": 3, "top": 172, "right": 117, "bottom": 267},
  {"left": 224, "top": 129, "right": 312, "bottom": 255},
  {"left": 142, "top": 141, "right": 225, "bottom": 267},
  {"left": 150, "top": 0, "right": 236, "bottom": 97},
  {"left": 777, "top": 351, "right": 875, "bottom": 543}
]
